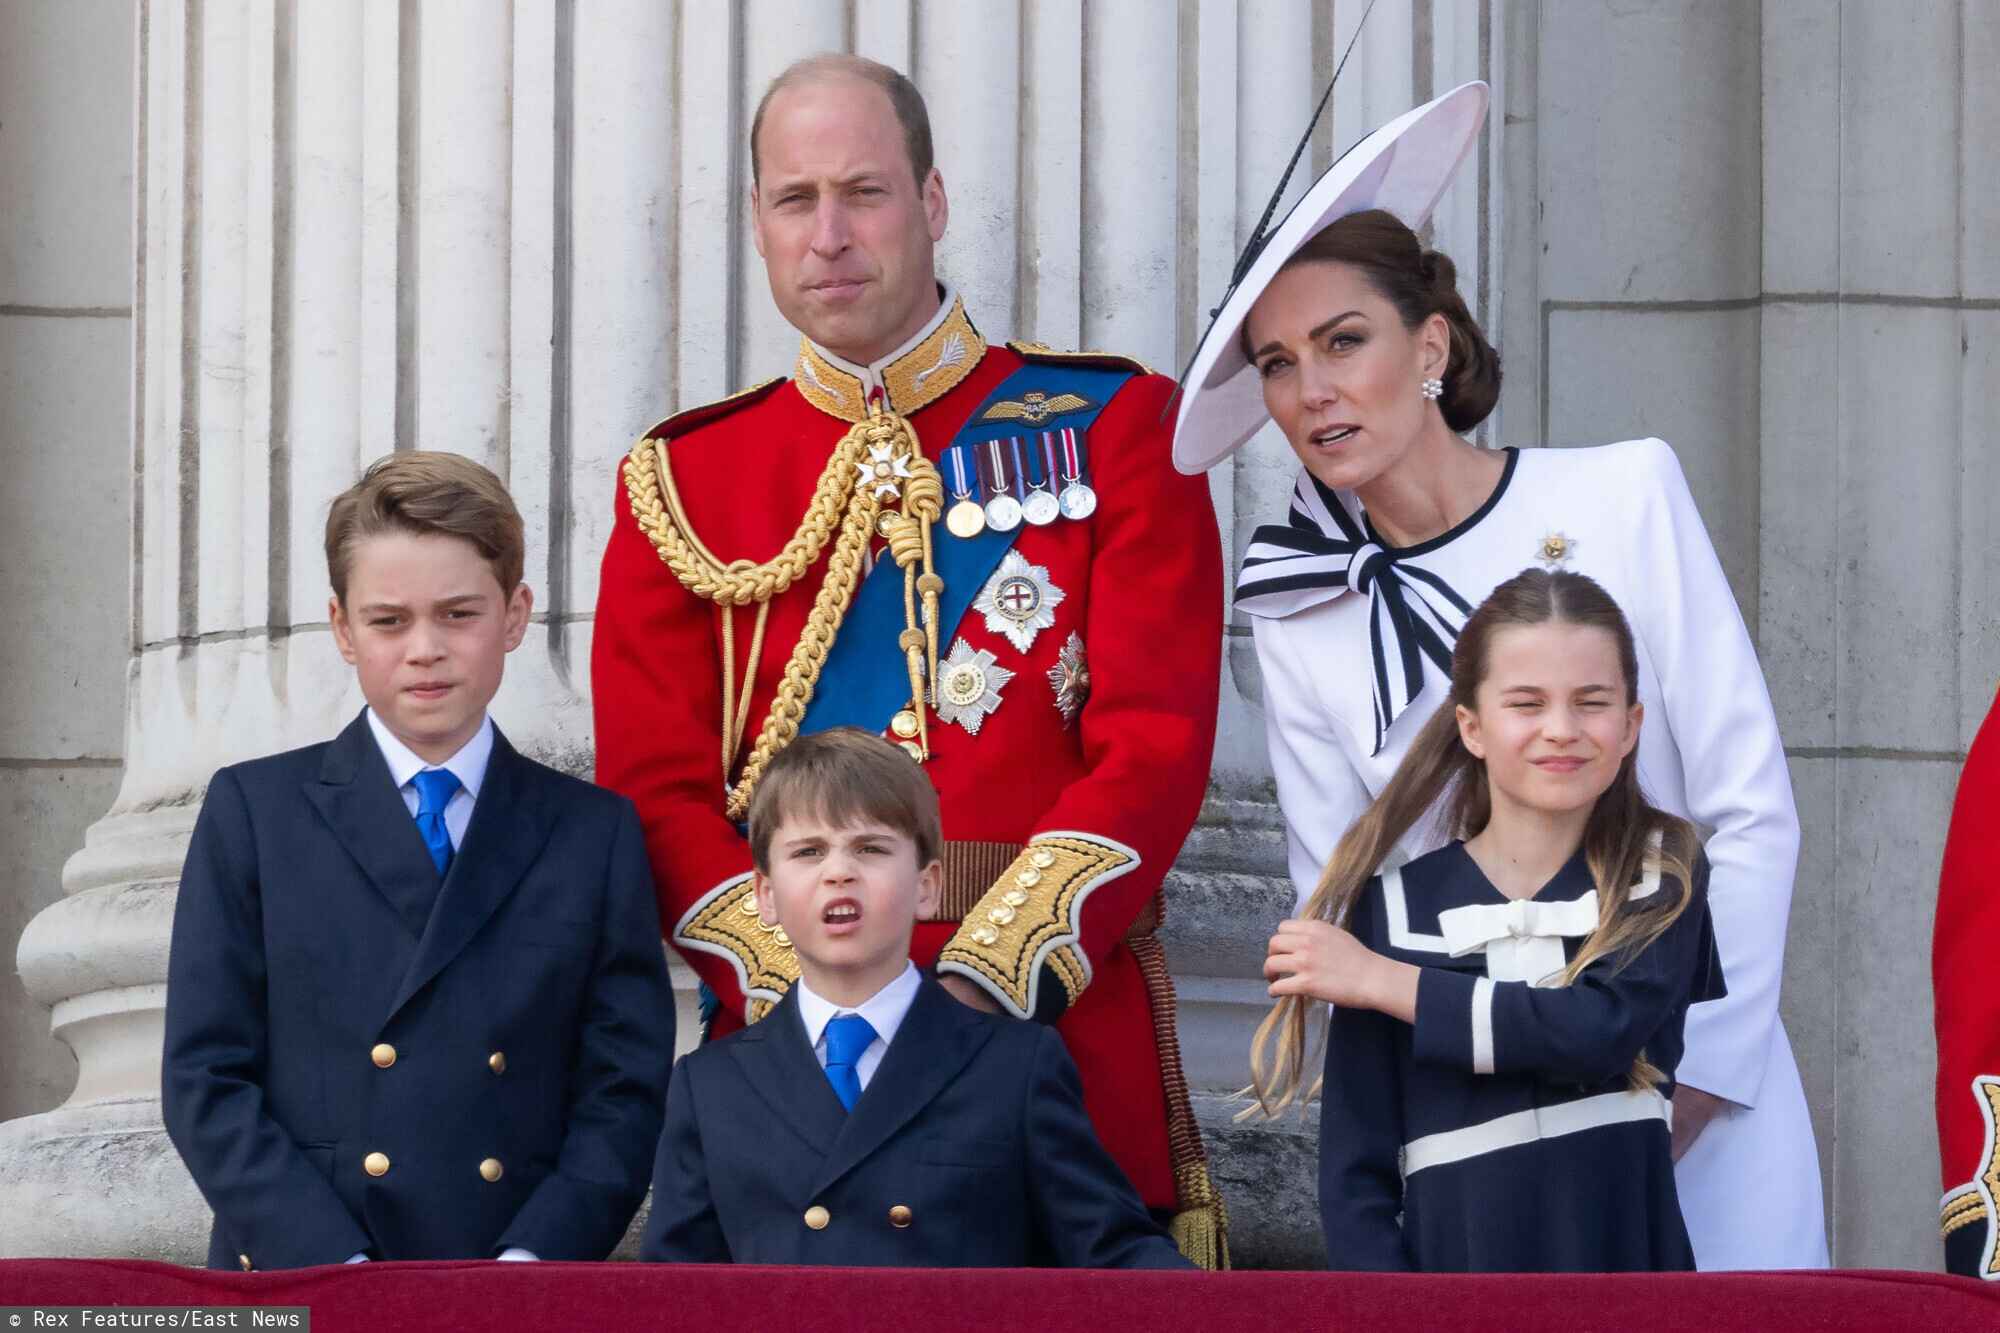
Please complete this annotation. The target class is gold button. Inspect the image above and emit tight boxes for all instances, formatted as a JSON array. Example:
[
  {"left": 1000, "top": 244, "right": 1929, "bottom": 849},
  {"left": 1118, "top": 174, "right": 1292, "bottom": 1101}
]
[
  {"left": 1030, "top": 848, "right": 1056, "bottom": 869},
  {"left": 898, "top": 740, "right": 925, "bottom": 762},
  {"left": 969, "top": 925, "right": 999, "bottom": 946},
  {"left": 479, "top": 1158, "right": 504, "bottom": 1183},
  {"left": 804, "top": 1204, "right": 830, "bottom": 1231},
  {"left": 1001, "top": 889, "right": 1028, "bottom": 907},
  {"left": 888, "top": 1204, "right": 913, "bottom": 1228},
  {"left": 370, "top": 1043, "right": 396, "bottom": 1069},
  {"left": 890, "top": 709, "right": 921, "bottom": 739},
  {"left": 1015, "top": 868, "right": 1042, "bottom": 888},
  {"left": 364, "top": 1152, "right": 390, "bottom": 1177},
  {"left": 238, "top": 1254, "right": 252, "bottom": 1272},
  {"left": 876, "top": 510, "right": 897, "bottom": 535},
  {"left": 488, "top": 1051, "right": 506, "bottom": 1075},
  {"left": 987, "top": 904, "right": 1016, "bottom": 926}
]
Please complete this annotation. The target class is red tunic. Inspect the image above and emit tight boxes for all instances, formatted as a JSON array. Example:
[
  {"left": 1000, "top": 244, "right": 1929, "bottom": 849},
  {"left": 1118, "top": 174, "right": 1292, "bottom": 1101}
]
[
  {"left": 1935, "top": 685, "right": 2000, "bottom": 1279},
  {"left": 590, "top": 315, "right": 1222, "bottom": 1209}
]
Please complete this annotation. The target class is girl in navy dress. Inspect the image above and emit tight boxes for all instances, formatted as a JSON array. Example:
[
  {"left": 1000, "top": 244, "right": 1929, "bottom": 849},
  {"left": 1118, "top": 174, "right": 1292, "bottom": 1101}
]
[{"left": 1249, "top": 568, "right": 1723, "bottom": 1272}]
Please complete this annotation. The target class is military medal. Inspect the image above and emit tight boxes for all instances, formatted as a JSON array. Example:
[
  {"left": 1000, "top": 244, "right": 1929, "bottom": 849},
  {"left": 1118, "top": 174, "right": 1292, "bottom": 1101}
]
[
  {"left": 935, "top": 638, "right": 1014, "bottom": 735},
  {"left": 1047, "top": 631, "right": 1090, "bottom": 726},
  {"left": 983, "top": 439, "right": 1023, "bottom": 532},
  {"left": 1056, "top": 426, "right": 1097, "bottom": 520},
  {"left": 944, "top": 444, "right": 986, "bottom": 538},
  {"left": 974, "top": 550, "right": 1065, "bottom": 653},
  {"left": 1021, "top": 435, "right": 1061, "bottom": 526}
]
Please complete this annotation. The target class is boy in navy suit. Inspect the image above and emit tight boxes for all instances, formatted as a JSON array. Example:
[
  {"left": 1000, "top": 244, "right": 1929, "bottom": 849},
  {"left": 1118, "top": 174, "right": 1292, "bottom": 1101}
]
[
  {"left": 162, "top": 452, "right": 676, "bottom": 1269},
  {"left": 641, "top": 727, "right": 1187, "bottom": 1268}
]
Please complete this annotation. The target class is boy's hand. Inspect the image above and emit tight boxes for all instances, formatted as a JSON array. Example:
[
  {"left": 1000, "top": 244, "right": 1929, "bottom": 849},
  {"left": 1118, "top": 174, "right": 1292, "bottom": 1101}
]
[
  {"left": 939, "top": 973, "right": 1002, "bottom": 1014},
  {"left": 1264, "top": 919, "right": 1419, "bottom": 1022}
]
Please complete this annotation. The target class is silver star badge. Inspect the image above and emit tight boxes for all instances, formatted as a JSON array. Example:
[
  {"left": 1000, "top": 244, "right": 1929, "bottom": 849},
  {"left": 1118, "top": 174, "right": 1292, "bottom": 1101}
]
[
  {"left": 934, "top": 638, "right": 1014, "bottom": 735},
  {"left": 973, "top": 550, "right": 1065, "bottom": 653},
  {"left": 1047, "top": 632, "right": 1089, "bottom": 727},
  {"left": 856, "top": 441, "right": 914, "bottom": 501}
]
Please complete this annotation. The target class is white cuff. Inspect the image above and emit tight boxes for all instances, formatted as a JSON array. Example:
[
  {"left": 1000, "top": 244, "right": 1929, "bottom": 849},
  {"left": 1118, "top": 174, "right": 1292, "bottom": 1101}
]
[{"left": 496, "top": 1247, "right": 539, "bottom": 1262}]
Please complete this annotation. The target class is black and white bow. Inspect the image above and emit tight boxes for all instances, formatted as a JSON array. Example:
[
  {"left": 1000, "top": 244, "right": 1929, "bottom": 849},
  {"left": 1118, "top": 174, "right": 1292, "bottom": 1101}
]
[{"left": 1236, "top": 470, "right": 1473, "bottom": 755}]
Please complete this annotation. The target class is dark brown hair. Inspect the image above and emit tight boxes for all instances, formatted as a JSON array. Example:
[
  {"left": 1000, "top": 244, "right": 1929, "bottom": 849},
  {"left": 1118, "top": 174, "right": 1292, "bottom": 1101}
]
[
  {"left": 1248, "top": 569, "right": 1698, "bottom": 1115},
  {"left": 747, "top": 727, "right": 943, "bottom": 873},
  {"left": 324, "top": 451, "right": 525, "bottom": 603},
  {"left": 1254, "top": 207, "right": 1502, "bottom": 432},
  {"left": 751, "top": 54, "right": 935, "bottom": 188}
]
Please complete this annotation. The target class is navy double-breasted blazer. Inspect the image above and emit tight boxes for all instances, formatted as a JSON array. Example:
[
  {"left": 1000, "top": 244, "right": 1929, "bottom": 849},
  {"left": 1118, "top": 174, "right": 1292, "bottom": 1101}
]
[
  {"left": 161, "top": 711, "right": 676, "bottom": 1269},
  {"left": 641, "top": 974, "right": 1188, "bottom": 1269}
]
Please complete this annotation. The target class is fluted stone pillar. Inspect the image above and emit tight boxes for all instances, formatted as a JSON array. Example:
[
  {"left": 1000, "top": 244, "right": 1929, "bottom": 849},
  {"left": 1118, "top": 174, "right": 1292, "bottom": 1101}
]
[{"left": 0, "top": 0, "right": 1498, "bottom": 1267}]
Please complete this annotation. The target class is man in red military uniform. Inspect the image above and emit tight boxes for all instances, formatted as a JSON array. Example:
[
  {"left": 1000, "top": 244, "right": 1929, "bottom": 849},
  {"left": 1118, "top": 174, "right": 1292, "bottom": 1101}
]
[
  {"left": 1936, "top": 686, "right": 2000, "bottom": 1280},
  {"left": 591, "top": 54, "right": 1227, "bottom": 1263}
]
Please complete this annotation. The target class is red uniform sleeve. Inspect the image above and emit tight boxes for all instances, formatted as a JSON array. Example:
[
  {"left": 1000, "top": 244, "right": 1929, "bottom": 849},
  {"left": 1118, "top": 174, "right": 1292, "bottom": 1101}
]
[
  {"left": 1935, "top": 684, "right": 2000, "bottom": 1277},
  {"left": 938, "top": 373, "right": 1223, "bottom": 1021},
  {"left": 591, "top": 461, "right": 768, "bottom": 1021}
]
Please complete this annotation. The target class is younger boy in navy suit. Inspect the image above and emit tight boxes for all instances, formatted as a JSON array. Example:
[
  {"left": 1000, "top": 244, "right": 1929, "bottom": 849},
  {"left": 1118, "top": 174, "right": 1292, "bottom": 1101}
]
[
  {"left": 641, "top": 727, "right": 1188, "bottom": 1268},
  {"left": 163, "top": 452, "right": 676, "bottom": 1269}
]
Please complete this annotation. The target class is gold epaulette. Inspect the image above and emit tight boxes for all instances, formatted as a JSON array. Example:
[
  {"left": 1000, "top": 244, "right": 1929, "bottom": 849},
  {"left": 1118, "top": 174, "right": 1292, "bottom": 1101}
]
[
  {"left": 1007, "top": 340, "right": 1156, "bottom": 378},
  {"left": 640, "top": 378, "right": 787, "bottom": 444}
]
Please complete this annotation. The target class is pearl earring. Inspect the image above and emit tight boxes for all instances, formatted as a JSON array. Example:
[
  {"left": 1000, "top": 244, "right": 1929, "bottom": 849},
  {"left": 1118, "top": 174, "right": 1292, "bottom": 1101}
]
[{"left": 1420, "top": 377, "right": 1444, "bottom": 401}]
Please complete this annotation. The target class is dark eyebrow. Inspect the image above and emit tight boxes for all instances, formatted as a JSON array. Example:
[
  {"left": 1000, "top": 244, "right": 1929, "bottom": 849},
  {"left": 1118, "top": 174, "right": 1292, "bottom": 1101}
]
[
  {"left": 435, "top": 593, "right": 488, "bottom": 608},
  {"left": 1248, "top": 309, "right": 1365, "bottom": 363},
  {"left": 1572, "top": 683, "right": 1616, "bottom": 694}
]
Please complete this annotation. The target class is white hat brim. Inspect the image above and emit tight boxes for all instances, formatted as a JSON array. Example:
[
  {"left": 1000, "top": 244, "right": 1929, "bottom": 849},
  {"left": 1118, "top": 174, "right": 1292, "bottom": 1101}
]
[{"left": 1171, "top": 81, "right": 1491, "bottom": 475}]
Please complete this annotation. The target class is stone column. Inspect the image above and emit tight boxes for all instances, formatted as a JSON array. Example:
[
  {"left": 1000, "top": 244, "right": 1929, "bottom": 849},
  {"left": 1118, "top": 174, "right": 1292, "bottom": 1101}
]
[{"left": 0, "top": 0, "right": 1502, "bottom": 1266}]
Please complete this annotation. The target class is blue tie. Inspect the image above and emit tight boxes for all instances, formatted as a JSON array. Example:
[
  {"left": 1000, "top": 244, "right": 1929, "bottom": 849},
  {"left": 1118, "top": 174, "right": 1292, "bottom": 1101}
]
[
  {"left": 822, "top": 1013, "right": 877, "bottom": 1112},
  {"left": 410, "top": 769, "right": 462, "bottom": 878}
]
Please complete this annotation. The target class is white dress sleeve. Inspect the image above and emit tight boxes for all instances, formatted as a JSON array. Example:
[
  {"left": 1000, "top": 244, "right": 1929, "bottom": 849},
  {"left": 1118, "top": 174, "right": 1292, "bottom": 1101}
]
[
  {"left": 1253, "top": 613, "right": 1375, "bottom": 915},
  {"left": 1627, "top": 438, "right": 1801, "bottom": 1108}
]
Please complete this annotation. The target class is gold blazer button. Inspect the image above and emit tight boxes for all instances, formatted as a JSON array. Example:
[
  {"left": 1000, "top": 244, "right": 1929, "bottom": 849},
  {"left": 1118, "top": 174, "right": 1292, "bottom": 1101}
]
[
  {"left": 363, "top": 1152, "right": 391, "bottom": 1177},
  {"left": 488, "top": 1051, "right": 507, "bottom": 1074},
  {"left": 479, "top": 1158, "right": 504, "bottom": 1183},
  {"left": 888, "top": 1205, "right": 913, "bottom": 1228},
  {"left": 370, "top": 1043, "right": 397, "bottom": 1069},
  {"left": 804, "top": 1204, "right": 831, "bottom": 1230}
]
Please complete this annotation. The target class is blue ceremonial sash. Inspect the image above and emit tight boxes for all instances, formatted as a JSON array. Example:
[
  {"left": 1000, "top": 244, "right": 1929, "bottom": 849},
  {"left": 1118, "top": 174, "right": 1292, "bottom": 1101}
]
[{"left": 798, "top": 360, "right": 1133, "bottom": 738}]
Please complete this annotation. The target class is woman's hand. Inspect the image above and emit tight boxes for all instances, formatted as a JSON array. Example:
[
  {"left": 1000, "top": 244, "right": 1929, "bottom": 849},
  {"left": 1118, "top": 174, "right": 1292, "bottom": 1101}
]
[{"left": 1264, "top": 918, "right": 1419, "bottom": 1021}]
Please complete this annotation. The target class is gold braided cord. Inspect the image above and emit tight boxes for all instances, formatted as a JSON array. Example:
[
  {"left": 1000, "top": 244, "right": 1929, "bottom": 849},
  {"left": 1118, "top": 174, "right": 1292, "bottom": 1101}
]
[
  {"left": 624, "top": 429, "right": 862, "bottom": 607},
  {"left": 622, "top": 407, "right": 942, "bottom": 820}
]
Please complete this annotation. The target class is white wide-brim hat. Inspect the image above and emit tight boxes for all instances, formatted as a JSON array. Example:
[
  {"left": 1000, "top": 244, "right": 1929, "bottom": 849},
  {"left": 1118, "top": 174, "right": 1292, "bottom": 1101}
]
[{"left": 1171, "top": 80, "right": 1490, "bottom": 475}]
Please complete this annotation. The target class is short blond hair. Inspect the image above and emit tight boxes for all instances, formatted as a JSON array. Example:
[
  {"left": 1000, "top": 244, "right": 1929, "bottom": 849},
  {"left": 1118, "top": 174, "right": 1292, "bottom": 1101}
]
[
  {"left": 746, "top": 728, "right": 942, "bottom": 873},
  {"left": 324, "top": 452, "right": 525, "bottom": 602}
]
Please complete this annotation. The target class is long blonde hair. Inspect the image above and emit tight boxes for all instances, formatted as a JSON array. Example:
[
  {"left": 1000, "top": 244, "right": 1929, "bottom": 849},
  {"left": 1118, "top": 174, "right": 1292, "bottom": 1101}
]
[{"left": 1247, "top": 569, "right": 1698, "bottom": 1117}]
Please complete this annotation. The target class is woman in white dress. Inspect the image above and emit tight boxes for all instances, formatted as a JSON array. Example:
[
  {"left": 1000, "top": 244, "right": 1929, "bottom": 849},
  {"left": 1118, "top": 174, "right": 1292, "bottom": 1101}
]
[{"left": 1173, "top": 83, "right": 1828, "bottom": 1270}]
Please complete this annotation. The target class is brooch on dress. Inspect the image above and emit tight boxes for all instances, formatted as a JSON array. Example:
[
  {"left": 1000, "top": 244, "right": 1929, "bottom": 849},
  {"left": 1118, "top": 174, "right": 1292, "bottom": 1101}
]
[{"left": 1535, "top": 531, "right": 1577, "bottom": 569}]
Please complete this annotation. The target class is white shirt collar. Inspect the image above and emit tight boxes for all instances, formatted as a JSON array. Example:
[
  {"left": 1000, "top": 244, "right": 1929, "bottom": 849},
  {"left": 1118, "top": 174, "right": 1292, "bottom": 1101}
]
[
  {"left": 365, "top": 708, "right": 495, "bottom": 799},
  {"left": 804, "top": 284, "right": 956, "bottom": 389},
  {"left": 795, "top": 962, "right": 922, "bottom": 1053}
]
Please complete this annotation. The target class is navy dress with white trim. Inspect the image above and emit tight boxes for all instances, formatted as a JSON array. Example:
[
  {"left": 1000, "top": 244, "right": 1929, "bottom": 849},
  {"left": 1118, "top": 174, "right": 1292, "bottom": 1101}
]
[{"left": 1319, "top": 840, "right": 1724, "bottom": 1272}]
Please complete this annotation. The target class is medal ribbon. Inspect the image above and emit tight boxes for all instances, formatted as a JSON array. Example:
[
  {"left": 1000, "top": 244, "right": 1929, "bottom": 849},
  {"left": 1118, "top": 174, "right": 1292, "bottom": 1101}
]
[
  {"left": 1060, "top": 427, "right": 1087, "bottom": 484},
  {"left": 1008, "top": 437, "right": 1030, "bottom": 500},
  {"left": 949, "top": 443, "right": 973, "bottom": 499}
]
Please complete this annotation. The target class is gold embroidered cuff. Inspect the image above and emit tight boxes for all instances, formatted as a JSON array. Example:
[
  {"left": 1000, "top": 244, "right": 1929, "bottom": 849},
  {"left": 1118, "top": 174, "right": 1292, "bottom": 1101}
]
[
  {"left": 1943, "top": 1188, "right": 1987, "bottom": 1238},
  {"left": 671, "top": 873, "right": 797, "bottom": 1018},
  {"left": 935, "top": 832, "right": 1140, "bottom": 1020}
]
